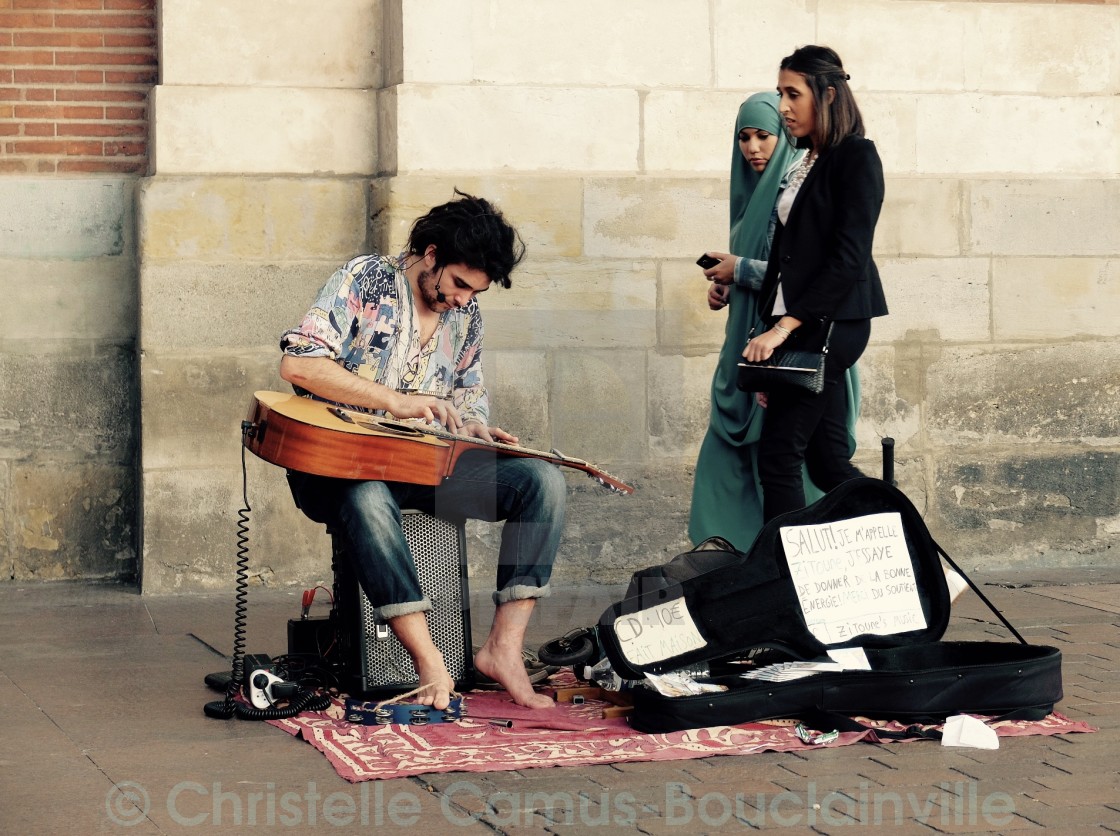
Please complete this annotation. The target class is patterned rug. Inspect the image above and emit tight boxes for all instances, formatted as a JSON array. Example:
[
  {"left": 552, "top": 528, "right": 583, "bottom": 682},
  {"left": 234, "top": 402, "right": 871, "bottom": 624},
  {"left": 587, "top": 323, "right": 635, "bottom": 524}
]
[{"left": 268, "top": 675, "right": 1096, "bottom": 782}]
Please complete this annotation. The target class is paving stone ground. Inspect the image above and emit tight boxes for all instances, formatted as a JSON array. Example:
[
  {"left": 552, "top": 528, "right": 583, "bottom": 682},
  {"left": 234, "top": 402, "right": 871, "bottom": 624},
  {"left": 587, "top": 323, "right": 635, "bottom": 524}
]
[{"left": 2, "top": 569, "right": 1117, "bottom": 834}]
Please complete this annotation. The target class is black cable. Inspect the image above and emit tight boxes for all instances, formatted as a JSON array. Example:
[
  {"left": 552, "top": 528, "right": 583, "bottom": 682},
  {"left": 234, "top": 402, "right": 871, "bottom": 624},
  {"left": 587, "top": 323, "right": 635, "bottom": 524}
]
[
  {"left": 233, "top": 687, "right": 332, "bottom": 721},
  {"left": 272, "top": 654, "right": 343, "bottom": 693},
  {"left": 204, "top": 422, "right": 334, "bottom": 721},
  {"left": 203, "top": 424, "right": 255, "bottom": 719}
]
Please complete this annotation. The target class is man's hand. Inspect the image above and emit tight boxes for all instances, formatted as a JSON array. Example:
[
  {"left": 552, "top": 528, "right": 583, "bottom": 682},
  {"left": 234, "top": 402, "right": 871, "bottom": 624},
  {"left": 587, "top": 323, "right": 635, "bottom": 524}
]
[
  {"left": 392, "top": 393, "right": 464, "bottom": 434},
  {"left": 462, "top": 421, "right": 520, "bottom": 445},
  {"left": 279, "top": 356, "right": 467, "bottom": 431}
]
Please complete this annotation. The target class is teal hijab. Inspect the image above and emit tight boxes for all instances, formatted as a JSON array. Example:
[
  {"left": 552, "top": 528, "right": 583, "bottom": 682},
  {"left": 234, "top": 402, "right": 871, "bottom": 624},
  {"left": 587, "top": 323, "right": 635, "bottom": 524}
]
[
  {"left": 728, "top": 93, "right": 799, "bottom": 278},
  {"left": 688, "top": 92, "right": 860, "bottom": 551},
  {"left": 713, "top": 93, "right": 801, "bottom": 448}
]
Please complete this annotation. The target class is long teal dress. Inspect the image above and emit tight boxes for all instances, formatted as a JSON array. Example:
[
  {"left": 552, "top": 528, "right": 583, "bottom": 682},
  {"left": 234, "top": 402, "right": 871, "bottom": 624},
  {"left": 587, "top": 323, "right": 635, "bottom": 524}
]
[{"left": 688, "top": 92, "right": 860, "bottom": 552}]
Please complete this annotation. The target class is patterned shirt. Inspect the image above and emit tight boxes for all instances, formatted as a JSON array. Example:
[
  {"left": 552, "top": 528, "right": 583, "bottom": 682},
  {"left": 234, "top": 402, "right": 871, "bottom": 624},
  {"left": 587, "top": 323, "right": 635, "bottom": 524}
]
[{"left": 280, "top": 253, "right": 489, "bottom": 425}]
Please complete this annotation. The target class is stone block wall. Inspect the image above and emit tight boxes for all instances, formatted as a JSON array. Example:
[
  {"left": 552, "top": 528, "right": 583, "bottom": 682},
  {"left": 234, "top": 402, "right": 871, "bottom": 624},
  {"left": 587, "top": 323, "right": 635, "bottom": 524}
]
[
  {"left": 1, "top": 1, "right": 156, "bottom": 581},
  {"left": 137, "top": 0, "right": 381, "bottom": 591},
  {"left": 360, "top": 0, "right": 1120, "bottom": 580},
  {"left": 0, "top": 178, "right": 138, "bottom": 580},
  {"left": 32, "top": 0, "right": 1120, "bottom": 591}
]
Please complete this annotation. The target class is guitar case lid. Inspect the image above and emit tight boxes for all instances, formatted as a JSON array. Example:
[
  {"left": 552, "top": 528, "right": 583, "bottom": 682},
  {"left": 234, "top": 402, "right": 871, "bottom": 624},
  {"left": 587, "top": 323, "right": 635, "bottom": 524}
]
[{"left": 598, "top": 478, "right": 951, "bottom": 681}]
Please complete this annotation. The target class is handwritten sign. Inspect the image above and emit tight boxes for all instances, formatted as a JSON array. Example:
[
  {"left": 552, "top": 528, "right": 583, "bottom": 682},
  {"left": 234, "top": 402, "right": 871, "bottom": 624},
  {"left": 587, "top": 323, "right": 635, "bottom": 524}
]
[
  {"left": 613, "top": 597, "right": 707, "bottom": 665},
  {"left": 780, "top": 511, "right": 926, "bottom": 645}
]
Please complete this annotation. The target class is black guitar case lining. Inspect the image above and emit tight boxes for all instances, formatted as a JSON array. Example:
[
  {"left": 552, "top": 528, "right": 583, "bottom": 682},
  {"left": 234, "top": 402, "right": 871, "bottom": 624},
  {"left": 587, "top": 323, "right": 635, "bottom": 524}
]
[
  {"left": 596, "top": 478, "right": 1063, "bottom": 734},
  {"left": 629, "top": 641, "right": 1062, "bottom": 734}
]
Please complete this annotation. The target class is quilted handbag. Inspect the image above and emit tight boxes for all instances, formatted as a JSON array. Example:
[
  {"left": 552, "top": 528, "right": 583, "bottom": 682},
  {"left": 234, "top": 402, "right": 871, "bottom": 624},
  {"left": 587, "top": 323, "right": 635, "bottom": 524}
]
[{"left": 737, "top": 322, "right": 832, "bottom": 395}]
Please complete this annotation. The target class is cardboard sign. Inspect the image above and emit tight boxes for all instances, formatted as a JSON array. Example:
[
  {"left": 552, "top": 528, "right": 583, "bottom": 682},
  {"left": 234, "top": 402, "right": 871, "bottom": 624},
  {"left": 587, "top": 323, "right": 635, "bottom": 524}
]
[
  {"left": 781, "top": 511, "right": 927, "bottom": 645},
  {"left": 613, "top": 597, "right": 707, "bottom": 665}
]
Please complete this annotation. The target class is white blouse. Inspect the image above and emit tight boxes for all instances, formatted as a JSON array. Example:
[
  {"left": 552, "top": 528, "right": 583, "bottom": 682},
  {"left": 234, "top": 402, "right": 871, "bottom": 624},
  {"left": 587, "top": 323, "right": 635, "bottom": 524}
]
[{"left": 773, "top": 153, "right": 817, "bottom": 316}]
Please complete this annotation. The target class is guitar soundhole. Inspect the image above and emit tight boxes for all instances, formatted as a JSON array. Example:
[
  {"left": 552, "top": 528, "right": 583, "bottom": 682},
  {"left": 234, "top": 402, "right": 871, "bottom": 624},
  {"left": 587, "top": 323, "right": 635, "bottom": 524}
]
[
  {"left": 361, "top": 418, "right": 425, "bottom": 437},
  {"left": 329, "top": 407, "right": 425, "bottom": 438}
]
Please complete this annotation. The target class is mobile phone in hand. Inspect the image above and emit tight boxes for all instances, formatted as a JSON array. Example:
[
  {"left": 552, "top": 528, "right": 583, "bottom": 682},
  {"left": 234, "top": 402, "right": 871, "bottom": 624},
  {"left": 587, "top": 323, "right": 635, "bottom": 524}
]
[{"left": 696, "top": 254, "right": 720, "bottom": 269}]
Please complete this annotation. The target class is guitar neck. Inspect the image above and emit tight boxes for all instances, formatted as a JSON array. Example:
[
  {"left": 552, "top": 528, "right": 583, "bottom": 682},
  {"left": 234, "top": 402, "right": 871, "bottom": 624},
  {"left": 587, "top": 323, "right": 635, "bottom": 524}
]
[
  {"left": 339, "top": 410, "right": 634, "bottom": 494},
  {"left": 407, "top": 422, "right": 578, "bottom": 464}
]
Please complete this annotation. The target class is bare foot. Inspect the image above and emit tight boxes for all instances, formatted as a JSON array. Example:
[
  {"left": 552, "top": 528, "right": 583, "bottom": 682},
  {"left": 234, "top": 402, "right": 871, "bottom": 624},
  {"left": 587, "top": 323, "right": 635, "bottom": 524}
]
[
  {"left": 412, "top": 650, "right": 454, "bottom": 710},
  {"left": 475, "top": 643, "right": 555, "bottom": 710}
]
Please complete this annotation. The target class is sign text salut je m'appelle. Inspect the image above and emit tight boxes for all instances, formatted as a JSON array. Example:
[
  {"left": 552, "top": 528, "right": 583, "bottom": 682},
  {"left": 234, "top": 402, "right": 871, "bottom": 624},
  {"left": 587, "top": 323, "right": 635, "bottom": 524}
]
[
  {"left": 612, "top": 512, "right": 928, "bottom": 665},
  {"left": 782, "top": 512, "right": 927, "bottom": 644}
]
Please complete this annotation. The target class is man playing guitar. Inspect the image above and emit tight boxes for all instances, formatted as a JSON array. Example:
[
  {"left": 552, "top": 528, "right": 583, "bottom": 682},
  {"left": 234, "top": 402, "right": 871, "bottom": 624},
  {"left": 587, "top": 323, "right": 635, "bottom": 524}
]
[{"left": 279, "top": 190, "right": 564, "bottom": 710}]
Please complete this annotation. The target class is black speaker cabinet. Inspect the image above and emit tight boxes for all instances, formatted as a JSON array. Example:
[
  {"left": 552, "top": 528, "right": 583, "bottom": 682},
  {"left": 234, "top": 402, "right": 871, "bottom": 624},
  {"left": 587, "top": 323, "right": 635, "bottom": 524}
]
[{"left": 331, "top": 511, "right": 474, "bottom": 696}]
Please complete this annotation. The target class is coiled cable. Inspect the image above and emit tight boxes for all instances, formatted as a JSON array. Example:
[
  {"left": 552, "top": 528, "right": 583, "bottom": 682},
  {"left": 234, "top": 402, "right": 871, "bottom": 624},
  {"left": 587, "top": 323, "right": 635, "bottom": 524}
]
[
  {"left": 203, "top": 423, "right": 256, "bottom": 719},
  {"left": 234, "top": 685, "right": 332, "bottom": 721}
]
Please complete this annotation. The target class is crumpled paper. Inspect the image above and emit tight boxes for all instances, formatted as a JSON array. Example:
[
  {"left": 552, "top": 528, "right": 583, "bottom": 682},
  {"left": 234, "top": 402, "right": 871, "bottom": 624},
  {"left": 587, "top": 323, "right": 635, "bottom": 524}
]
[{"left": 941, "top": 714, "right": 999, "bottom": 749}]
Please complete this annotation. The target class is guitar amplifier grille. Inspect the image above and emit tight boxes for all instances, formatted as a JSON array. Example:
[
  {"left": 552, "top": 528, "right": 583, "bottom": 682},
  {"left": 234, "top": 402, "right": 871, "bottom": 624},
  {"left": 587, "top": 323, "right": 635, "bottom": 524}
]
[{"left": 333, "top": 511, "right": 473, "bottom": 695}]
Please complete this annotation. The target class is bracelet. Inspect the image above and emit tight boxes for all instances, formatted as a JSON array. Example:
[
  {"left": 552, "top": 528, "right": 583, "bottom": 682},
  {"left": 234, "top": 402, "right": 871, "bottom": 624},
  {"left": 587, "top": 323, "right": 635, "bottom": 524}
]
[{"left": 771, "top": 324, "right": 792, "bottom": 340}]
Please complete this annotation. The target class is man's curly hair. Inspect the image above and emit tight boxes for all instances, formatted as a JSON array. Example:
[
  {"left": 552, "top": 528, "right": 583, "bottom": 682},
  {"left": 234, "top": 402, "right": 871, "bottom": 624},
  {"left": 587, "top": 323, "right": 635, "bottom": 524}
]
[{"left": 406, "top": 189, "right": 526, "bottom": 288}]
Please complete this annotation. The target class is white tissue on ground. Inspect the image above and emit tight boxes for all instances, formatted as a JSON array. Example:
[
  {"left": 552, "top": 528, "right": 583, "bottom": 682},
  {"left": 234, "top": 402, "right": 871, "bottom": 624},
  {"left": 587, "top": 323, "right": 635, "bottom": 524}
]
[{"left": 941, "top": 714, "right": 999, "bottom": 749}]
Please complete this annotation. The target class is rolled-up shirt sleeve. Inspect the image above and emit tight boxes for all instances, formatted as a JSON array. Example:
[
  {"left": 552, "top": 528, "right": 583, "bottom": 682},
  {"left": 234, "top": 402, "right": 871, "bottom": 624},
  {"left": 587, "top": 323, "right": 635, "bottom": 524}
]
[{"left": 280, "top": 262, "right": 361, "bottom": 358}]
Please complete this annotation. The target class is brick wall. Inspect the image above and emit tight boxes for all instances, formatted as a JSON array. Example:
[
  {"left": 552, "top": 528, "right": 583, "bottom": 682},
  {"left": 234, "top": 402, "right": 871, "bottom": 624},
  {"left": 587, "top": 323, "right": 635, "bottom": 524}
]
[{"left": 0, "top": 0, "right": 156, "bottom": 174}]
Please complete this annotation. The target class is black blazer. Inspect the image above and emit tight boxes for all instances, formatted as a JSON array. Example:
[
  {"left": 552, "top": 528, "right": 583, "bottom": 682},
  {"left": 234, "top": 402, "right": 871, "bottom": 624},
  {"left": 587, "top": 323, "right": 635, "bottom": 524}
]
[{"left": 760, "top": 135, "right": 889, "bottom": 328}]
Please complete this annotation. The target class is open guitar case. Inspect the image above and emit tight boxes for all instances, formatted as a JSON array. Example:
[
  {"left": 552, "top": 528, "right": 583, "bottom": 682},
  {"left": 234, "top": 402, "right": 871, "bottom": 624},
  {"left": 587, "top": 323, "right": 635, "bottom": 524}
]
[{"left": 595, "top": 477, "right": 1063, "bottom": 735}]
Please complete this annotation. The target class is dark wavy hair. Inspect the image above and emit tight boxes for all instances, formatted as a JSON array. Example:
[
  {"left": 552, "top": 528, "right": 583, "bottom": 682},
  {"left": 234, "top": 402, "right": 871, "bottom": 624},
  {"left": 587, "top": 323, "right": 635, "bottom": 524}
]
[
  {"left": 406, "top": 189, "right": 525, "bottom": 288},
  {"left": 780, "top": 45, "right": 864, "bottom": 153}
]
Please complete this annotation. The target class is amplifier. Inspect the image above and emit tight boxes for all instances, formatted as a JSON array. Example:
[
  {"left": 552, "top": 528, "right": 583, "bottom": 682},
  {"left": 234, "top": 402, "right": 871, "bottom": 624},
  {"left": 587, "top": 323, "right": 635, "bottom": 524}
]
[{"left": 331, "top": 511, "right": 474, "bottom": 696}]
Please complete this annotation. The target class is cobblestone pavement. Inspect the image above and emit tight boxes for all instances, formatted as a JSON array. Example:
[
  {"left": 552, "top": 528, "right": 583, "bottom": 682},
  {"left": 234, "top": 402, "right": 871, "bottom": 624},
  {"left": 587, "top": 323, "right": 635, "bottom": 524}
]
[{"left": 2, "top": 568, "right": 1118, "bottom": 834}]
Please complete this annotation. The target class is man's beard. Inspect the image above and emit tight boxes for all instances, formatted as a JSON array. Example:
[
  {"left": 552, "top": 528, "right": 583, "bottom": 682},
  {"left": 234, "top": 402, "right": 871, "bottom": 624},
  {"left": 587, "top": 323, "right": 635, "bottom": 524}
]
[{"left": 416, "top": 267, "right": 447, "bottom": 310}]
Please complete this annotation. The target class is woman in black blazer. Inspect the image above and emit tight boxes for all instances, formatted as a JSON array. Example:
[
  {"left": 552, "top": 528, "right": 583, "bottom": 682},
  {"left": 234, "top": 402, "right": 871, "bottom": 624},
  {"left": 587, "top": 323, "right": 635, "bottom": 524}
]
[{"left": 742, "top": 45, "right": 889, "bottom": 521}]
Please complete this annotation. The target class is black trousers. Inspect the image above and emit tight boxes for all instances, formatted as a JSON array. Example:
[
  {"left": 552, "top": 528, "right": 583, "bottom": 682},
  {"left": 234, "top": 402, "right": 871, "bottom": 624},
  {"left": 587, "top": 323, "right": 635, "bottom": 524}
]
[{"left": 758, "top": 318, "right": 871, "bottom": 521}]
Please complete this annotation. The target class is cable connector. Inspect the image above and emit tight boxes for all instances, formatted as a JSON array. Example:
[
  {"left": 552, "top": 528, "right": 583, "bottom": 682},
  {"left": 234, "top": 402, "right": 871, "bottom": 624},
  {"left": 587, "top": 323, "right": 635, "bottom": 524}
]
[{"left": 301, "top": 587, "right": 315, "bottom": 620}]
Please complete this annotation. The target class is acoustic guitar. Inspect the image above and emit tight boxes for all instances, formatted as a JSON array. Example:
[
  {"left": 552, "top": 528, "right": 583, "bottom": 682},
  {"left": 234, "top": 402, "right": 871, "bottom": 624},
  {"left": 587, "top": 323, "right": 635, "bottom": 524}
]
[{"left": 243, "top": 390, "right": 634, "bottom": 495}]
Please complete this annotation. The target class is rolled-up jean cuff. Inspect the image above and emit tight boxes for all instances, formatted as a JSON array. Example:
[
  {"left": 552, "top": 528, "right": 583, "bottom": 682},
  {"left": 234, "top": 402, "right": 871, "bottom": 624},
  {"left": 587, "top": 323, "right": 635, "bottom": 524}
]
[
  {"left": 372, "top": 597, "right": 432, "bottom": 622},
  {"left": 492, "top": 583, "right": 551, "bottom": 606}
]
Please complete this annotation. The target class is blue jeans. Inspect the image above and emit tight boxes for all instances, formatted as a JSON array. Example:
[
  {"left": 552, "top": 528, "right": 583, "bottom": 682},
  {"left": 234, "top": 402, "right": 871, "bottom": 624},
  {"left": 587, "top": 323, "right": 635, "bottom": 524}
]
[{"left": 287, "top": 451, "right": 567, "bottom": 620}]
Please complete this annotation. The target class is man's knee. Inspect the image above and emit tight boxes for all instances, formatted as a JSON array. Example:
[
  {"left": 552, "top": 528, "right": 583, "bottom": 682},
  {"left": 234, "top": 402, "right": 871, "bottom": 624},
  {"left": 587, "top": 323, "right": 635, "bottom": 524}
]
[
  {"left": 507, "top": 459, "right": 567, "bottom": 508},
  {"left": 532, "top": 461, "right": 567, "bottom": 504},
  {"left": 342, "top": 479, "right": 399, "bottom": 522}
]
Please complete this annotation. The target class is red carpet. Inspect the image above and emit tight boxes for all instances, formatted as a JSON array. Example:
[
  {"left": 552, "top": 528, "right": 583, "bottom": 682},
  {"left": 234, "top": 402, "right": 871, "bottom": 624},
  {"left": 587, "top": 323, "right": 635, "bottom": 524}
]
[{"left": 268, "top": 676, "right": 1095, "bottom": 782}]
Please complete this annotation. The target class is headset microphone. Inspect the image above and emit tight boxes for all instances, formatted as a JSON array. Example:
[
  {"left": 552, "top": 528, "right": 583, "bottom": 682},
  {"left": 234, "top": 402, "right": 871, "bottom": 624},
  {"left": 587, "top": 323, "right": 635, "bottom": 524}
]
[{"left": 433, "top": 267, "right": 447, "bottom": 304}]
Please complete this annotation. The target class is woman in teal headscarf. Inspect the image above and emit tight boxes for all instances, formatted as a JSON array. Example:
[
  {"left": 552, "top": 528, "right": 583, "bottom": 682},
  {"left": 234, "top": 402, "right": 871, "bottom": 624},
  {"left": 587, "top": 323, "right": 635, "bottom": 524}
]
[{"left": 688, "top": 91, "right": 860, "bottom": 551}]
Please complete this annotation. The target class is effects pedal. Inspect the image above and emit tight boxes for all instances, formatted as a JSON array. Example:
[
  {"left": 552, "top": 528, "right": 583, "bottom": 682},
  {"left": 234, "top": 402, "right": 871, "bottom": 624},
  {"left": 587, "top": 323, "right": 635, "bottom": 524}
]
[
  {"left": 203, "top": 652, "right": 275, "bottom": 694},
  {"left": 242, "top": 654, "right": 303, "bottom": 708},
  {"left": 247, "top": 670, "right": 284, "bottom": 708},
  {"left": 246, "top": 669, "right": 301, "bottom": 708}
]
